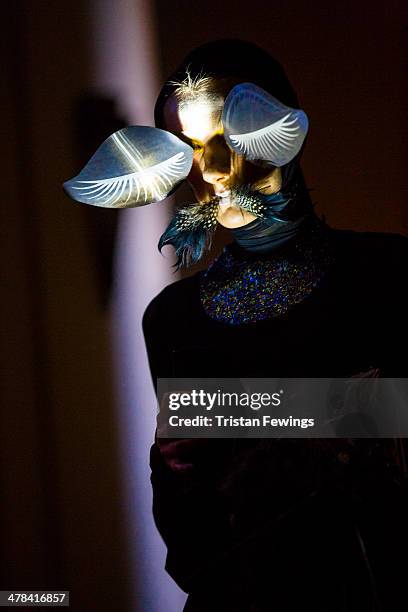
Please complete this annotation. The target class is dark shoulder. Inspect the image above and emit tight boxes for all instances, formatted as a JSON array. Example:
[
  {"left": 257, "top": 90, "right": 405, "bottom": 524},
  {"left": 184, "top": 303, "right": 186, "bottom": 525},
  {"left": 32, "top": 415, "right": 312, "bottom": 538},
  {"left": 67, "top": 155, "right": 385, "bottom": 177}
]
[
  {"left": 327, "top": 228, "right": 407, "bottom": 312},
  {"left": 142, "top": 272, "right": 200, "bottom": 333},
  {"left": 329, "top": 226, "right": 408, "bottom": 268},
  {"left": 330, "top": 226, "right": 407, "bottom": 249}
]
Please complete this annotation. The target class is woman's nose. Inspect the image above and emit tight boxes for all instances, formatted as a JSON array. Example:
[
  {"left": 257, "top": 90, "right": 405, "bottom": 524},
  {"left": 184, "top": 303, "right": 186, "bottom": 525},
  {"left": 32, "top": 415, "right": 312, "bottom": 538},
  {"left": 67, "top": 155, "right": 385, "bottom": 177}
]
[{"left": 201, "top": 134, "right": 231, "bottom": 185}]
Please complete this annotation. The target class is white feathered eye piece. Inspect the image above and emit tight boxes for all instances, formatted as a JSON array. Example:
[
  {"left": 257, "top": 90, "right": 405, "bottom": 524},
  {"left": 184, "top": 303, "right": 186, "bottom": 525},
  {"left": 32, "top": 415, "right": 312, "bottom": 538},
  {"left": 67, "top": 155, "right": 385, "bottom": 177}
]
[
  {"left": 63, "top": 126, "right": 193, "bottom": 208},
  {"left": 222, "top": 83, "right": 309, "bottom": 167}
]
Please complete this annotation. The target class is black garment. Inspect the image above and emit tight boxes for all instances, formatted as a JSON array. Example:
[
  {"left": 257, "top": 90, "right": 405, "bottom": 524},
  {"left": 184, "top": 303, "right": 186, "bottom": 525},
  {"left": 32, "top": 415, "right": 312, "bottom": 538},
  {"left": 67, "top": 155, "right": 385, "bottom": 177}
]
[{"left": 143, "top": 226, "right": 408, "bottom": 611}]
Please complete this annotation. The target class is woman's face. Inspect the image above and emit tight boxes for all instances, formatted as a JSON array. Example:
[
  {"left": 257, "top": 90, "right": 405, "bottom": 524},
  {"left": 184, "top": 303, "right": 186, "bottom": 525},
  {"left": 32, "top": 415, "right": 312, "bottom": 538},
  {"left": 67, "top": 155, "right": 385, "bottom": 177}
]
[{"left": 163, "top": 78, "right": 282, "bottom": 229}]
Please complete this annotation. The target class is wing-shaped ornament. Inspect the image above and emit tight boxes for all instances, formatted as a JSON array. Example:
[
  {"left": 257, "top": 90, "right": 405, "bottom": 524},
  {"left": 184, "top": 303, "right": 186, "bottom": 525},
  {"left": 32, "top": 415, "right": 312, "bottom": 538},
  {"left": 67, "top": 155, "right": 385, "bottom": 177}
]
[
  {"left": 222, "top": 83, "right": 308, "bottom": 167},
  {"left": 63, "top": 126, "right": 193, "bottom": 208}
]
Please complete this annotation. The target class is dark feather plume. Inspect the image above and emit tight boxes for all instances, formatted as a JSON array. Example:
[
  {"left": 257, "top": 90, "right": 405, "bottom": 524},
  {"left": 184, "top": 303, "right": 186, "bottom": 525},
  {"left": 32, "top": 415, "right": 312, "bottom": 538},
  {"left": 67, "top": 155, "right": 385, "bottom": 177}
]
[{"left": 158, "top": 202, "right": 217, "bottom": 269}]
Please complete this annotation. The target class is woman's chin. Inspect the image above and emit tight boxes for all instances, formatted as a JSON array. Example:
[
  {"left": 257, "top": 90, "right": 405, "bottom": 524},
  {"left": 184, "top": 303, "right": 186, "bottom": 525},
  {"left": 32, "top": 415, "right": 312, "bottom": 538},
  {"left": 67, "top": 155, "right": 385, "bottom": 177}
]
[{"left": 217, "top": 206, "right": 257, "bottom": 229}]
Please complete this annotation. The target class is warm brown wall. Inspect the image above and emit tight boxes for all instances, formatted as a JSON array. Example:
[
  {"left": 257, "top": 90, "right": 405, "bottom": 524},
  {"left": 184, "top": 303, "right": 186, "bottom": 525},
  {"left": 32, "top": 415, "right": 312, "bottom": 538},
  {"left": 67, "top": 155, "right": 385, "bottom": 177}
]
[
  {"left": 1, "top": 3, "right": 131, "bottom": 610},
  {"left": 154, "top": 0, "right": 408, "bottom": 235}
]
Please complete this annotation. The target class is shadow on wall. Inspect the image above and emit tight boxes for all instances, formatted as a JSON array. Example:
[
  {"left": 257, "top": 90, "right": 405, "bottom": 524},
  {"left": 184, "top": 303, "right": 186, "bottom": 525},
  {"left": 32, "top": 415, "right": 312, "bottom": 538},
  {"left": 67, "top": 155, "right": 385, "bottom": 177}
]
[
  {"left": 72, "top": 93, "right": 126, "bottom": 307},
  {"left": 1, "top": 3, "right": 132, "bottom": 610}
]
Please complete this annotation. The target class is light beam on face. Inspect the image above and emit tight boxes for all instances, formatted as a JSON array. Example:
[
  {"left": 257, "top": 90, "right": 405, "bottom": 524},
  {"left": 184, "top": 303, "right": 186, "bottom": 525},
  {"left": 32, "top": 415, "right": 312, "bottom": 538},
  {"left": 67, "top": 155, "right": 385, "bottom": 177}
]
[{"left": 178, "top": 98, "right": 224, "bottom": 144}]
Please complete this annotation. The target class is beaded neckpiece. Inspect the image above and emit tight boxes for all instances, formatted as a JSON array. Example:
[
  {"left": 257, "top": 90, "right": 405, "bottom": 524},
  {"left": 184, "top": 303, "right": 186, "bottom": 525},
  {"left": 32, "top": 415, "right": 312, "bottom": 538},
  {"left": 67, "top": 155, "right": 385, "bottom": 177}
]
[{"left": 199, "top": 218, "right": 335, "bottom": 325}]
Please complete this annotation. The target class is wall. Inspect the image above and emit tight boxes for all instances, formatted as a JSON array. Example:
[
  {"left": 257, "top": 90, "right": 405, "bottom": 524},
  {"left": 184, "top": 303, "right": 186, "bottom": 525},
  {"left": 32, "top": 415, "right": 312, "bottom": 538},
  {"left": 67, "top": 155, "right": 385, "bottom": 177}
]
[{"left": 1, "top": 3, "right": 131, "bottom": 610}]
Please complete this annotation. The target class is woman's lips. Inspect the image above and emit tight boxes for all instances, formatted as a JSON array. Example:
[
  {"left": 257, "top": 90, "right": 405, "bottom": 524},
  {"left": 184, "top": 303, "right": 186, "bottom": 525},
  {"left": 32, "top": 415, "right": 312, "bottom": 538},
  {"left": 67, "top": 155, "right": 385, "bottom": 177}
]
[
  {"left": 217, "top": 190, "right": 234, "bottom": 211},
  {"left": 216, "top": 191, "right": 246, "bottom": 224},
  {"left": 214, "top": 190, "right": 258, "bottom": 228}
]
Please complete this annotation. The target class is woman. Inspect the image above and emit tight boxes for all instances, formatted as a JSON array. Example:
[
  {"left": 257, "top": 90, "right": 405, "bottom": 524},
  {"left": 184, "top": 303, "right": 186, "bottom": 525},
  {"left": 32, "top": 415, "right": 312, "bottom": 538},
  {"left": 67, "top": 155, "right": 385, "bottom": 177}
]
[{"left": 143, "top": 41, "right": 408, "bottom": 611}]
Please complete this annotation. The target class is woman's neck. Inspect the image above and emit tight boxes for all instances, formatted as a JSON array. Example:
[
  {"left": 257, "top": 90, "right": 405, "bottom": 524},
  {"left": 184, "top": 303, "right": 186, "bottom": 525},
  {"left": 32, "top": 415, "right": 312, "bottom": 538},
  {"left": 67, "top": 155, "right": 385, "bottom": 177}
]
[{"left": 232, "top": 211, "right": 318, "bottom": 254}]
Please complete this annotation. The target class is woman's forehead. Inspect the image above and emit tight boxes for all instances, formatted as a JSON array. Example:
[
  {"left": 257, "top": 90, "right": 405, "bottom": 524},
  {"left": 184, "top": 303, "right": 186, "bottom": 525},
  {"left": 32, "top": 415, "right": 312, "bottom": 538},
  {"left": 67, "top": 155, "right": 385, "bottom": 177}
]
[
  {"left": 162, "top": 77, "right": 238, "bottom": 141},
  {"left": 163, "top": 93, "right": 224, "bottom": 142}
]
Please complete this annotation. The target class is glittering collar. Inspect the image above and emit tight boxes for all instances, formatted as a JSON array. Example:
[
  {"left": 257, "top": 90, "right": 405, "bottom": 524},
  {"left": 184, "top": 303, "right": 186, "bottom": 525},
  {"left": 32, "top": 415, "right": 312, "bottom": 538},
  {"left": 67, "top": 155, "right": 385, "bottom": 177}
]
[{"left": 199, "top": 215, "right": 335, "bottom": 325}]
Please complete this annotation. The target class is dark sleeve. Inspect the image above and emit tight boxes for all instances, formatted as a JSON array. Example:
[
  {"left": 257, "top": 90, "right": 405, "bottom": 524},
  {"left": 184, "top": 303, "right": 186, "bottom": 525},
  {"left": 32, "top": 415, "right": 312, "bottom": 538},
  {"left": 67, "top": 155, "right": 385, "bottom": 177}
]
[
  {"left": 142, "top": 290, "right": 240, "bottom": 595},
  {"left": 392, "top": 235, "right": 408, "bottom": 354},
  {"left": 379, "top": 233, "right": 408, "bottom": 376},
  {"left": 149, "top": 442, "right": 239, "bottom": 595},
  {"left": 142, "top": 290, "right": 171, "bottom": 388}
]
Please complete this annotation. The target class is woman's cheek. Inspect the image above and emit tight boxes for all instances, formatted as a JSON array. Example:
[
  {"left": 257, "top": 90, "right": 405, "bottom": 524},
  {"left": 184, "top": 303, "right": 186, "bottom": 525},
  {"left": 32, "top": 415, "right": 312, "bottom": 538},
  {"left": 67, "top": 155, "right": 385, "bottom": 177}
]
[{"left": 186, "top": 156, "right": 212, "bottom": 202}]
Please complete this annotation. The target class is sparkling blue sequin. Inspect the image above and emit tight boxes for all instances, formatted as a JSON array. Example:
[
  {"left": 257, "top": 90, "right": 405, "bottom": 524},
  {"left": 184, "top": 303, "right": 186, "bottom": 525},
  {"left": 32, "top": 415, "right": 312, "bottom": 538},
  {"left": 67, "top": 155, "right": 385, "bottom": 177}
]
[{"left": 200, "top": 221, "right": 334, "bottom": 325}]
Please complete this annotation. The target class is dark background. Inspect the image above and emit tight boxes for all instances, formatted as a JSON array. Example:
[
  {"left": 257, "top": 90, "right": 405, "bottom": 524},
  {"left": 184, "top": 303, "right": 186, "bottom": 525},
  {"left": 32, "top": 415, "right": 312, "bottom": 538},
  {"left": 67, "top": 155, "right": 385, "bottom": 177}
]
[{"left": 1, "top": 1, "right": 407, "bottom": 610}]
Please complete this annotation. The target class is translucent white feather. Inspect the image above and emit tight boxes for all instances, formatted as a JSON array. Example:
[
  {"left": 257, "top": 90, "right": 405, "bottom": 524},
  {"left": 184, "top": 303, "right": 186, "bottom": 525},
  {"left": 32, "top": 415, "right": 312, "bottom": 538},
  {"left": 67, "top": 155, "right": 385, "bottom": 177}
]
[
  {"left": 63, "top": 126, "right": 193, "bottom": 208},
  {"left": 71, "top": 151, "right": 187, "bottom": 207},
  {"left": 223, "top": 83, "right": 308, "bottom": 167}
]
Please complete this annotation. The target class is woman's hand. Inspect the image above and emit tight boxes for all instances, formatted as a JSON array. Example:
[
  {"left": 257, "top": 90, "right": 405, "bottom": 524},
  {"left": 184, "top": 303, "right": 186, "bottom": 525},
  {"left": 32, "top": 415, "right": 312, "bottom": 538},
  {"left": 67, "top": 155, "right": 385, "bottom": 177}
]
[{"left": 156, "top": 391, "right": 209, "bottom": 473}]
